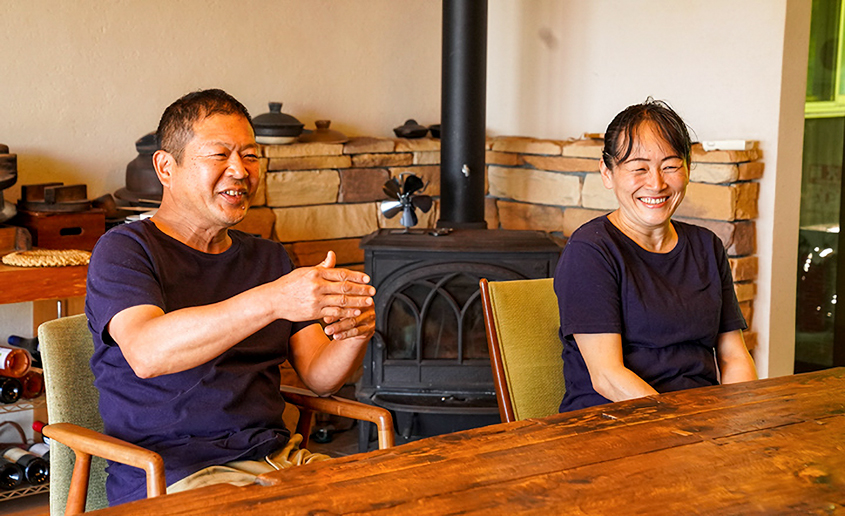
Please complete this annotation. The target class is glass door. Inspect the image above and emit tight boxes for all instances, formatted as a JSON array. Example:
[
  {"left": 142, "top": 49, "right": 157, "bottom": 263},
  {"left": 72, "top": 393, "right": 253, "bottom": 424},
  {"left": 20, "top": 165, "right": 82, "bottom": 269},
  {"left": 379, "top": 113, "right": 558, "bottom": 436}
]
[{"left": 796, "top": 0, "right": 845, "bottom": 372}]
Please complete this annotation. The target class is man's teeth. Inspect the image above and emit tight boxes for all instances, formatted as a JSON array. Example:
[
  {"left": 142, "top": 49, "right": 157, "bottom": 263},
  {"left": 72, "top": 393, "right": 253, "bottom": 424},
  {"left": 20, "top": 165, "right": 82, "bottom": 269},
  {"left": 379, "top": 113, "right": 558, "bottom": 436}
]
[
  {"left": 640, "top": 197, "right": 666, "bottom": 205},
  {"left": 223, "top": 190, "right": 245, "bottom": 196}
]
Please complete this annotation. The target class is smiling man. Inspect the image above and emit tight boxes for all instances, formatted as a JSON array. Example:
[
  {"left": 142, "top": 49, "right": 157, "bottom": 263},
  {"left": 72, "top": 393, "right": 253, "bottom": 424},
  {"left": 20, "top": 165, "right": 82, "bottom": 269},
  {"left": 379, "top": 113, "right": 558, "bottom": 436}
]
[{"left": 85, "top": 89, "right": 376, "bottom": 506}]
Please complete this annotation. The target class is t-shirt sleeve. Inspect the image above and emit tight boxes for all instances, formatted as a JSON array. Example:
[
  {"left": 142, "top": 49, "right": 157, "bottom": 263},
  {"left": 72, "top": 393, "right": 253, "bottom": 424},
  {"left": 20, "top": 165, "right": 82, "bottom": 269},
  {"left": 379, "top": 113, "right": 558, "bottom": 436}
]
[
  {"left": 291, "top": 320, "right": 317, "bottom": 335},
  {"left": 85, "top": 229, "right": 165, "bottom": 344},
  {"left": 554, "top": 238, "right": 623, "bottom": 338},
  {"left": 715, "top": 237, "right": 747, "bottom": 333}
]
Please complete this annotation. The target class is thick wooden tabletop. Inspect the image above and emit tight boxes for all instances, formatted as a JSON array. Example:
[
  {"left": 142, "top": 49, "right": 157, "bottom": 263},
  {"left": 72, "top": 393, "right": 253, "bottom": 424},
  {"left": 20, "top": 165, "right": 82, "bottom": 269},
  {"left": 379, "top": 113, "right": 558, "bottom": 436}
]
[{"left": 93, "top": 368, "right": 845, "bottom": 515}]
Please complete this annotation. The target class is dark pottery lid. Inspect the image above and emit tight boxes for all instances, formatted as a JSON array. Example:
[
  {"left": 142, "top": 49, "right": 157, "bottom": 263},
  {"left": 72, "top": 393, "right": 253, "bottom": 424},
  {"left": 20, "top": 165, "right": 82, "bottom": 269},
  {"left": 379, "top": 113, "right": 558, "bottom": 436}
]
[
  {"left": 298, "top": 120, "right": 348, "bottom": 144},
  {"left": 135, "top": 132, "right": 159, "bottom": 154},
  {"left": 253, "top": 102, "right": 304, "bottom": 137},
  {"left": 394, "top": 119, "right": 428, "bottom": 139}
]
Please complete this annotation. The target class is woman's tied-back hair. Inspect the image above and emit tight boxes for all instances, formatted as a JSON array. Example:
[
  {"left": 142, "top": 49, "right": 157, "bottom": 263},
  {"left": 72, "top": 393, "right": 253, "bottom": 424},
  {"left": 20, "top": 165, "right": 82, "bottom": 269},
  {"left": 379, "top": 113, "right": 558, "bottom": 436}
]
[
  {"left": 156, "top": 89, "right": 252, "bottom": 164},
  {"left": 602, "top": 97, "right": 692, "bottom": 170}
]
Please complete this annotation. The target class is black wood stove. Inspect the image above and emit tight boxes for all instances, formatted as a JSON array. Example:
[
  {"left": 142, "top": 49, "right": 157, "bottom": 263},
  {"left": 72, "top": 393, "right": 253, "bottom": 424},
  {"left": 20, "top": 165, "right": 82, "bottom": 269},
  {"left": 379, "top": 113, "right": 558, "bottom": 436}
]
[
  {"left": 355, "top": 0, "right": 562, "bottom": 450},
  {"left": 356, "top": 229, "right": 559, "bottom": 449}
]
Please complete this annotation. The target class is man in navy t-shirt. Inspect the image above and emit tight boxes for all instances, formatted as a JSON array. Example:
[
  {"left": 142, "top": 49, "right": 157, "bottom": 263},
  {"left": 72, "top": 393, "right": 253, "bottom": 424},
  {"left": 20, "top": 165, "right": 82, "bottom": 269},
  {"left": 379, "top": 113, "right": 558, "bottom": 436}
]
[{"left": 85, "top": 89, "right": 376, "bottom": 506}]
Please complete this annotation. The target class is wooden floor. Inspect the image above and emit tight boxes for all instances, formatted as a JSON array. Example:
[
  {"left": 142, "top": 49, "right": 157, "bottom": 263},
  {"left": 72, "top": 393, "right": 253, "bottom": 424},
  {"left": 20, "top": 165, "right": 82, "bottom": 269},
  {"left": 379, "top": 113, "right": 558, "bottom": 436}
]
[{"left": 0, "top": 420, "right": 362, "bottom": 516}]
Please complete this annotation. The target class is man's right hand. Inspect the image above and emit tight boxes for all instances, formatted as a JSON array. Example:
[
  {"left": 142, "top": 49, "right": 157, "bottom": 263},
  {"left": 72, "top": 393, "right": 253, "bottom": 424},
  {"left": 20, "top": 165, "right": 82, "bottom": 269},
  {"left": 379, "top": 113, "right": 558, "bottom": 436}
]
[{"left": 270, "top": 251, "right": 375, "bottom": 323}]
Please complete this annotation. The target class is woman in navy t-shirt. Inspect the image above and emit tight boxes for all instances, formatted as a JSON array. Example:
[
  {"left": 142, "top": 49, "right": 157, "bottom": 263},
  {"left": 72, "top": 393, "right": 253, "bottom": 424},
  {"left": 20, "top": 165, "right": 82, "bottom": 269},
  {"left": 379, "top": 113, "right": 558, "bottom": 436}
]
[{"left": 554, "top": 99, "right": 758, "bottom": 413}]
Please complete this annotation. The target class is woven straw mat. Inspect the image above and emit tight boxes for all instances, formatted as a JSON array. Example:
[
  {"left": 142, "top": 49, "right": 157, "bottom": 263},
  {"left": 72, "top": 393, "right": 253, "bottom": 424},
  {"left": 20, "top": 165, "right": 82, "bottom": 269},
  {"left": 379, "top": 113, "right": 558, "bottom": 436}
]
[{"left": 2, "top": 249, "right": 91, "bottom": 267}]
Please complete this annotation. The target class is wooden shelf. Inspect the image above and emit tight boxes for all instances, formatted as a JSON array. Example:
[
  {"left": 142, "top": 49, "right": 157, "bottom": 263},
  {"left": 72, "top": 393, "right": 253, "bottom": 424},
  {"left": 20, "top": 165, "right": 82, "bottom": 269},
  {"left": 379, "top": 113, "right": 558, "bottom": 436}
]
[
  {"left": 0, "top": 261, "right": 87, "bottom": 305},
  {"left": 0, "top": 252, "right": 79, "bottom": 505}
]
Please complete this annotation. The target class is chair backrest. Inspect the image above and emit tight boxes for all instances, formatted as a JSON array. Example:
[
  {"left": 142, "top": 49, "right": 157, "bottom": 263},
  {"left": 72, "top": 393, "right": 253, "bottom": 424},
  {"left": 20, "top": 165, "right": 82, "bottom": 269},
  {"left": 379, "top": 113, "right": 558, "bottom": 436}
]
[
  {"left": 39, "top": 314, "right": 109, "bottom": 514},
  {"left": 480, "top": 278, "right": 565, "bottom": 423}
]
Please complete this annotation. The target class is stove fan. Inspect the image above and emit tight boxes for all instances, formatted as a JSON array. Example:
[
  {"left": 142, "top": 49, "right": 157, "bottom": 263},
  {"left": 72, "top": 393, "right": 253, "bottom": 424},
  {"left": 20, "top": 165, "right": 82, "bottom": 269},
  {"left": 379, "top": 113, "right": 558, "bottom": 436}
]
[{"left": 380, "top": 173, "right": 433, "bottom": 229}]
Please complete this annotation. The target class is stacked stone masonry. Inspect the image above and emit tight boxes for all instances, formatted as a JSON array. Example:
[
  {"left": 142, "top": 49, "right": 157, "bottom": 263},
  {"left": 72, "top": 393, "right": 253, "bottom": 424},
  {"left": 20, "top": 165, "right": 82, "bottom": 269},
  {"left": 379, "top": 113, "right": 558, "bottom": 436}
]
[{"left": 234, "top": 135, "right": 761, "bottom": 350}]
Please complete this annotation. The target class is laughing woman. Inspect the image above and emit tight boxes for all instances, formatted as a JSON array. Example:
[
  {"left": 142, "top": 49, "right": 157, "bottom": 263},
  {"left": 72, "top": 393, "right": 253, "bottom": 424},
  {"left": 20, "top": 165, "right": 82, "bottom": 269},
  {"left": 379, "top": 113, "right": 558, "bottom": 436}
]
[{"left": 555, "top": 99, "right": 757, "bottom": 413}]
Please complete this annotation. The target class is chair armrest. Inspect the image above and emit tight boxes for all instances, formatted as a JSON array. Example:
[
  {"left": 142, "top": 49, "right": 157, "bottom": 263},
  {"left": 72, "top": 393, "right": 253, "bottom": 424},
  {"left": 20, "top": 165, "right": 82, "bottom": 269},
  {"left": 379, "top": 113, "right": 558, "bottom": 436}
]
[
  {"left": 280, "top": 386, "right": 395, "bottom": 450},
  {"left": 43, "top": 422, "right": 166, "bottom": 511}
]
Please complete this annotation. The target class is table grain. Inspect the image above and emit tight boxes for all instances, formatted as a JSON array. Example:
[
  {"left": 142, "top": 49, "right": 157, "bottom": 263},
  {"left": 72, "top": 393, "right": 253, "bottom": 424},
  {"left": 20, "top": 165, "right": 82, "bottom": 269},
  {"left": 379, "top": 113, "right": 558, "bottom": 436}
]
[{"left": 91, "top": 367, "right": 845, "bottom": 515}]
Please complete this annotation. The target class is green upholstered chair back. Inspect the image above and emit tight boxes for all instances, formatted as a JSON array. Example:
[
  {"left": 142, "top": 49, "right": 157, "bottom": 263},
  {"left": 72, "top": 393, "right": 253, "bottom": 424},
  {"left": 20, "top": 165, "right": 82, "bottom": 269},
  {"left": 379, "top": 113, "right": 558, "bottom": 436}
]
[
  {"left": 482, "top": 278, "right": 565, "bottom": 422},
  {"left": 39, "top": 314, "right": 109, "bottom": 514}
]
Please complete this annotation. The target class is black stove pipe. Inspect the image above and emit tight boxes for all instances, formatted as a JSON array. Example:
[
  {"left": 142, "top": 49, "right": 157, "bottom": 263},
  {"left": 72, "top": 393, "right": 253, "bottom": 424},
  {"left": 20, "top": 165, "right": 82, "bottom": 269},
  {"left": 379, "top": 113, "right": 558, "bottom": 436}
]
[{"left": 437, "top": 0, "right": 488, "bottom": 229}]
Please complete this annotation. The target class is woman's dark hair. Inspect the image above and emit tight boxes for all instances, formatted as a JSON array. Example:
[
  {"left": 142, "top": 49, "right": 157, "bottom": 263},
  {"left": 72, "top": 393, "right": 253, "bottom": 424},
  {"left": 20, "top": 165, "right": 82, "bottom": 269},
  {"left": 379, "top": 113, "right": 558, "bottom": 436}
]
[
  {"left": 156, "top": 89, "right": 252, "bottom": 164},
  {"left": 602, "top": 98, "right": 692, "bottom": 169}
]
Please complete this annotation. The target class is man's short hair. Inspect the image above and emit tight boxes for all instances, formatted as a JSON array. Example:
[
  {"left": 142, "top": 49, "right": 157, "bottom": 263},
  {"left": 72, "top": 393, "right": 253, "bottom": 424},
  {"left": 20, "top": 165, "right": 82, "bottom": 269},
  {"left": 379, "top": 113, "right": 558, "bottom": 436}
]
[{"left": 156, "top": 89, "right": 252, "bottom": 164}]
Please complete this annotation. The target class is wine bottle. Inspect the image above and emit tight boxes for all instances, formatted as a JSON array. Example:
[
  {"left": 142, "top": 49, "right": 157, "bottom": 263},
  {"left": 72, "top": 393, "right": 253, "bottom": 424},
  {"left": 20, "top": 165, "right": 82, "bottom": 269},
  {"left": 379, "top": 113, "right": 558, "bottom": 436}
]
[
  {"left": 6, "top": 336, "right": 41, "bottom": 368},
  {"left": 0, "top": 377, "right": 22, "bottom": 404},
  {"left": 0, "top": 344, "right": 31, "bottom": 378},
  {"left": 32, "top": 420, "right": 51, "bottom": 445},
  {"left": 0, "top": 457, "right": 23, "bottom": 490},
  {"left": 28, "top": 443, "right": 49, "bottom": 463},
  {"left": 2, "top": 447, "right": 48, "bottom": 485},
  {"left": 19, "top": 369, "right": 44, "bottom": 399}
]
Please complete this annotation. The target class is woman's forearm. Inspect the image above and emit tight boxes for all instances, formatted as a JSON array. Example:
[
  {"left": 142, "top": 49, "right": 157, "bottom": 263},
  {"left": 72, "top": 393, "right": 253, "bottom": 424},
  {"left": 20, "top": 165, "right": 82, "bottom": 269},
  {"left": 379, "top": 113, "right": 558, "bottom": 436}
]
[
  {"left": 592, "top": 366, "right": 659, "bottom": 402},
  {"left": 716, "top": 330, "right": 758, "bottom": 384},
  {"left": 719, "top": 351, "right": 757, "bottom": 384},
  {"left": 574, "top": 333, "right": 659, "bottom": 402}
]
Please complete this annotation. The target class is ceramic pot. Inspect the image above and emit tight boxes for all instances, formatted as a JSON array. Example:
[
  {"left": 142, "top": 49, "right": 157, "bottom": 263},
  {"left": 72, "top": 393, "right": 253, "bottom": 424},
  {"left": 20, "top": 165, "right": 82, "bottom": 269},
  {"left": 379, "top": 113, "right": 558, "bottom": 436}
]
[
  {"left": 253, "top": 102, "right": 304, "bottom": 144},
  {"left": 115, "top": 132, "right": 162, "bottom": 206},
  {"left": 298, "top": 120, "right": 348, "bottom": 144},
  {"left": 394, "top": 119, "right": 428, "bottom": 139}
]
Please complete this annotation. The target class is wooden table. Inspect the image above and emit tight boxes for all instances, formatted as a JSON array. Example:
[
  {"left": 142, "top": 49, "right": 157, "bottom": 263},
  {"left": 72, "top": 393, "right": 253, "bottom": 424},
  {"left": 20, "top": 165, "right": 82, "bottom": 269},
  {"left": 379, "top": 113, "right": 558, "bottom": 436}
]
[{"left": 92, "top": 368, "right": 845, "bottom": 515}]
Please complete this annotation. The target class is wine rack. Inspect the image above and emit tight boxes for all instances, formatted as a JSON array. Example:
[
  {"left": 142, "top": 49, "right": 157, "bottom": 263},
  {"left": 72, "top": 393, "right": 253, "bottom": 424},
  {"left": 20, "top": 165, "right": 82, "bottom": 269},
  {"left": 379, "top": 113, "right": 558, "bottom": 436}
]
[
  {"left": 0, "top": 397, "right": 49, "bottom": 502},
  {"left": 0, "top": 481, "right": 49, "bottom": 501},
  {"left": 0, "top": 397, "right": 45, "bottom": 415}
]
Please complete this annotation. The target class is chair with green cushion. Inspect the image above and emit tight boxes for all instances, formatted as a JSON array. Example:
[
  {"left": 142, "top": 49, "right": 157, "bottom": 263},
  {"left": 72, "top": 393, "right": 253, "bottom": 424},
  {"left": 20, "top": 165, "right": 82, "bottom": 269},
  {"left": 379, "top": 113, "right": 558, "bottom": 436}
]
[
  {"left": 480, "top": 278, "right": 565, "bottom": 423},
  {"left": 40, "top": 313, "right": 121, "bottom": 515},
  {"left": 38, "top": 314, "right": 394, "bottom": 515}
]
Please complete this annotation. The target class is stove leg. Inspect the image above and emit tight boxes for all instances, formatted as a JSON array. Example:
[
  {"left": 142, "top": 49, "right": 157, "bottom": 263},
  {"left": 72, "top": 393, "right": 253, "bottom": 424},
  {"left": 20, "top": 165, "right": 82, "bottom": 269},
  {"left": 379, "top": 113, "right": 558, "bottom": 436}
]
[
  {"left": 399, "top": 412, "right": 418, "bottom": 441},
  {"left": 358, "top": 420, "right": 372, "bottom": 454}
]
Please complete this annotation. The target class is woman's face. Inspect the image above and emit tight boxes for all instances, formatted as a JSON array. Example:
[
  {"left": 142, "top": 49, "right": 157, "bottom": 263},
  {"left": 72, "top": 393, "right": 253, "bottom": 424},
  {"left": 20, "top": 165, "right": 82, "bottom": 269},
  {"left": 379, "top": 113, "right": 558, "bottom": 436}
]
[{"left": 600, "top": 121, "right": 689, "bottom": 233}]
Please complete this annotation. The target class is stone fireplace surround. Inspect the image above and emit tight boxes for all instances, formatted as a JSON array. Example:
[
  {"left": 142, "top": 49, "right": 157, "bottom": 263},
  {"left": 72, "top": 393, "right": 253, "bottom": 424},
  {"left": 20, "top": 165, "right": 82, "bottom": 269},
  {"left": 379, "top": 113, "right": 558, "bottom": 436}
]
[{"left": 236, "top": 134, "right": 762, "bottom": 368}]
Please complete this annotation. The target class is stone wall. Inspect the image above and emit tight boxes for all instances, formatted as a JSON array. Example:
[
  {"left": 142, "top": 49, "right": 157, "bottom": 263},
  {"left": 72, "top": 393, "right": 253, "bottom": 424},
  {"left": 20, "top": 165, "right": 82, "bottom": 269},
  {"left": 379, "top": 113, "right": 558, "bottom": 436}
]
[{"left": 234, "top": 135, "right": 762, "bottom": 350}]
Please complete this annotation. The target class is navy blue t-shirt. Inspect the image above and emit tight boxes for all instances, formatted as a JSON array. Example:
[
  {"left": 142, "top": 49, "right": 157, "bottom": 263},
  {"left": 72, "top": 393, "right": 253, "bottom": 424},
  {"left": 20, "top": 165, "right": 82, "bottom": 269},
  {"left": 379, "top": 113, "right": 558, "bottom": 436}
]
[
  {"left": 85, "top": 219, "right": 313, "bottom": 505},
  {"left": 554, "top": 216, "right": 746, "bottom": 413}
]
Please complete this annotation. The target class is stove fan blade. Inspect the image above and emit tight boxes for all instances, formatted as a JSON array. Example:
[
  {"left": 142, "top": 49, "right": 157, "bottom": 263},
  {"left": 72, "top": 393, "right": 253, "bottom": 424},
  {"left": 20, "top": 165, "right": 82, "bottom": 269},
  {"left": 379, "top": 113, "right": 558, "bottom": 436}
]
[
  {"left": 400, "top": 207, "right": 418, "bottom": 228},
  {"left": 380, "top": 200, "right": 404, "bottom": 219},
  {"left": 382, "top": 178, "right": 402, "bottom": 200},
  {"left": 401, "top": 174, "right": 425, "bottom": 195},
  {"left": 412, "top": 195, "right": 433, "bottom": 213}
]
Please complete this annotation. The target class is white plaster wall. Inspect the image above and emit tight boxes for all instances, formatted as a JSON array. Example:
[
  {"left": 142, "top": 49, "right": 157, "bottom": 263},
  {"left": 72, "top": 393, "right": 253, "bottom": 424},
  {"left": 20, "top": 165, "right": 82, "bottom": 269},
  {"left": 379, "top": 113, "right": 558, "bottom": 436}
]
[
  {"left": 0, "top": 0, "right": 442, "bottom": 201},
  {"left": 0, "top": 1, "right": 810, "bottom": 377},
  {"left": 0, "top": 302, "right": 34, "bottom": 339},
  {"left": 488, "top": 0, "right": 811, "bottom": 378}
]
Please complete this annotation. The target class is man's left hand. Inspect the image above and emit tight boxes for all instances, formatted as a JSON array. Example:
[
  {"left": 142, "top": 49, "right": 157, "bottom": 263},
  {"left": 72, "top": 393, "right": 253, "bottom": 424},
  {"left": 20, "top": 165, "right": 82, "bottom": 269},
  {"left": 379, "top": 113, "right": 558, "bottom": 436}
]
[{"left": 323, "top": 305, "right": 376, "bottom": 341}]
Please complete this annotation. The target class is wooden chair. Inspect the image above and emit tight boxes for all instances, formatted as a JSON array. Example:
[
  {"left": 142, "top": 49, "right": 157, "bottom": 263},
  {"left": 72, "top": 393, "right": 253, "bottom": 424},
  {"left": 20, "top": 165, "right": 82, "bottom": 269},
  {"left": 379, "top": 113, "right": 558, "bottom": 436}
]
[
  {"left": 39, "top": 314, "right": 394, "bottom": 515},
  {"left": 479, "top": 278, "right": 565, "bottom": 423}
]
